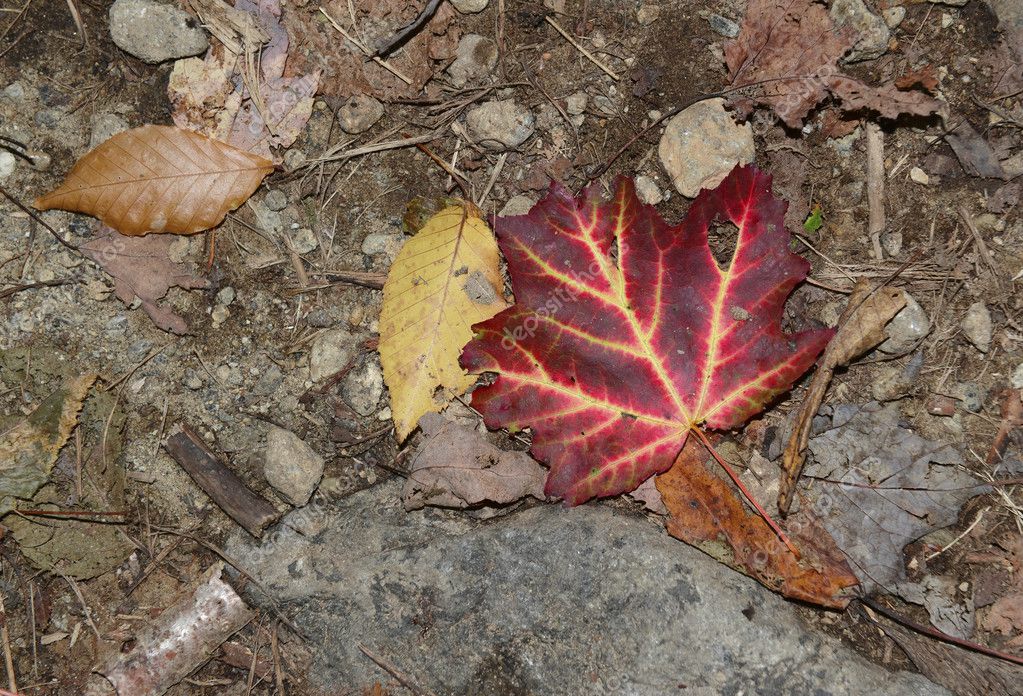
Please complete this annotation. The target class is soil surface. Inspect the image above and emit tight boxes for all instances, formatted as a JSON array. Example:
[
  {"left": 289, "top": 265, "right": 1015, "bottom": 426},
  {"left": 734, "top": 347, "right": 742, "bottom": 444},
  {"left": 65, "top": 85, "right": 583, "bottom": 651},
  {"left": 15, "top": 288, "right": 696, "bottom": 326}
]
[{"left": 1, "top": 0, "right": 1022, "bottom": 694}]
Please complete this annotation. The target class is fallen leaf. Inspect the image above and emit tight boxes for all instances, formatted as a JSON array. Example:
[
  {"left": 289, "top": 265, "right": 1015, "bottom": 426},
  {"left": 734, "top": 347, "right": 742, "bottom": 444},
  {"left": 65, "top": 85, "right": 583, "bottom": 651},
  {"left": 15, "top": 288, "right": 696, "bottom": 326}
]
[
  {"left": 779, "top": 281, "right": 907, "bottom": 513},
  {"left": 226, "top": 70, "right": 320, "bottom": 159},
  {"left": 461, "top": 165, "right": 833, "bottom": 504},
  {"left": 803, "top": 402, "right": 988, "bottom": 593},
  {"left": 35, "top": 125, "right": 274, "bottom": 236},
  {"left": 81, "top": 225, "right": 209, "bottom": 334},
  {"left": 725, "top": 0, "right": 943, "bottom": 128},
  {"left": 6, "top": 387, "right": 133, "bottom": 579},
  {"left": 626, "top": 476, "right": 667, "bottom": 515},
  {"left": 403, "top": 413, "right": 546, "bottom": 510},
  {"left": 894, "top": 64, "right": 939, "bottom": 92},
  {"left": 0, "top": 374, "right": 96, "bottom": 515},
  {"left": 175, "top": 0, "right": 319, "bottom": 161},
  {"left": 168, "top": 55, "right": 243, "bottom": 143},
  {"left": 828, "top": 76, "right": 946, "bottom": 123},
  {"left": 380, "top": 203, "right": 509, "bottom": 440},
  {"left": 657, "top": 436, "right": 858, "bottom": 608},
  {"left": 226, "top": 0, "right": 321, "bottom": 158},
  {"left": 943, "top": 120, "right": 1007, "bottom": 179},
  {"left": 983, "top": 594, "right": 1023, "bottom": 636},
  {"left": 896, "top": 575, "right": 976, "bottom": 639}
]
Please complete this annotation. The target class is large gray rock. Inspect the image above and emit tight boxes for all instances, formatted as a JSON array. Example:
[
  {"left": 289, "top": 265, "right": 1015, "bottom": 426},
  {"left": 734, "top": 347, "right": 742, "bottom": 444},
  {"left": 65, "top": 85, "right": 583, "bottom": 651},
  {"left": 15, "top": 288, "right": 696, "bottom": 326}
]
[
  {"left": 228, "top": 482, "right": 947, "bottom": 695},
  {"left": 108, "top": 0, "right": 208, "bottom": 64}
]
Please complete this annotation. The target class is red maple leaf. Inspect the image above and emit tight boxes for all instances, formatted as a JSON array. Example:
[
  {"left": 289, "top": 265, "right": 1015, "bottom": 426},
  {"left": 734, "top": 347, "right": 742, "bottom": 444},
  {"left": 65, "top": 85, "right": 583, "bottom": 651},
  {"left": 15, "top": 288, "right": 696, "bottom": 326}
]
[{"left": 461, "top": 165, "right": 833, "bottom": 505}]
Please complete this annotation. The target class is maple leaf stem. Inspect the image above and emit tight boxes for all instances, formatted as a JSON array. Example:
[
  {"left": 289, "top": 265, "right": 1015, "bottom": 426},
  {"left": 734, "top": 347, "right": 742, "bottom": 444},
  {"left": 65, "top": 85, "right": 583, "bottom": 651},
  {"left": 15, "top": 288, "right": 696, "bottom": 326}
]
[{"left": 691, "top": 427, "right": 800, "bottom": 559}]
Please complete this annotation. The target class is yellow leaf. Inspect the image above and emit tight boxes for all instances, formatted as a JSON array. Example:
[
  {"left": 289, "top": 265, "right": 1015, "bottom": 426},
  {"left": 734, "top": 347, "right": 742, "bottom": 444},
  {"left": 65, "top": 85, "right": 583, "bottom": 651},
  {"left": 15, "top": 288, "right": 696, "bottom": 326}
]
[
  {"left": 380, "top": 205, "right": 509, "bottom": 440},
  {"left": 34, "top": 125, "right": 273, "bottom": 236}
]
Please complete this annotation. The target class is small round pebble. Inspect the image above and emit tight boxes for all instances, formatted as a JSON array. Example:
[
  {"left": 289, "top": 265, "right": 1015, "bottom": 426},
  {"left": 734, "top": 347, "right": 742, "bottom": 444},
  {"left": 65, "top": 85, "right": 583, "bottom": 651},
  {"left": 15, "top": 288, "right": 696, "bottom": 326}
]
[
  {"left": 0, "top": 151, "right": 15, "bottom": 179},
  {"left": 211, "top": 305, "right": 230, "bottom": 327},
  {"left": 216, "top": 286, "right": 236, "bottom": 306},
  {"left": 288, "top": 228, "right": 319, "bottom": 254},
  {"left": 449, "top": 0, "right": 488, "bottom": 12},
  {"left": 263, "top": 189, "right": 288, "bottom": 212},
  {"left": 957, "top": 382, "right": 984, "bottom": 413},
  {"left": 338, "top": 94, "right": 384, "bottom": 134}
]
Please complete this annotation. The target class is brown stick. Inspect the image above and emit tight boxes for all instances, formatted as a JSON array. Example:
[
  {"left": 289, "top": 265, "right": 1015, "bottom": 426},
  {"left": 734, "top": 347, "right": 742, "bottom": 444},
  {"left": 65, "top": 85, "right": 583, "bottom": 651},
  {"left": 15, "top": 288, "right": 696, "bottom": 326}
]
[{"left": 165, "top": 423, "right": 278, "bottom": 537}]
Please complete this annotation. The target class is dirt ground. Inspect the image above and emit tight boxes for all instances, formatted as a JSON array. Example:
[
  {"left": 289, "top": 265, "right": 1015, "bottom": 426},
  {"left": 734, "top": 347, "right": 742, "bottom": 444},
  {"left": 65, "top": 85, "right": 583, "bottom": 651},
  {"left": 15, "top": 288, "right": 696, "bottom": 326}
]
[{"left": 0, "top": 0, "right": 1022, "bottom": 693}]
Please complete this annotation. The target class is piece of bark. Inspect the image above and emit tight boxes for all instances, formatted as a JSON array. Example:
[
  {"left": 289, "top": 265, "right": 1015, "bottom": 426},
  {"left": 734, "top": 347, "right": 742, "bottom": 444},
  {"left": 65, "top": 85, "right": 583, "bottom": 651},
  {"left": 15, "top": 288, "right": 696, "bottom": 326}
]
[
  {"left": 97, "top": 563, "right": 255, "bottom": 696},
  {"left": 164, "top": 423, "right": 278, "bottom": 537},
  {"left": 778, "top": 281, "right": 907, "bottom": 515}
]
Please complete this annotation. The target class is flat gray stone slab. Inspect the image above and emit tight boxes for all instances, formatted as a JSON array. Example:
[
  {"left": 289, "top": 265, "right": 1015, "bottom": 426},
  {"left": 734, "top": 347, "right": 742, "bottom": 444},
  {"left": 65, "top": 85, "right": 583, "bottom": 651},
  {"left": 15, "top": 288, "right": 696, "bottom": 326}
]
[{"left": 228, "top": 482, "right": 946, "bottom": 695}]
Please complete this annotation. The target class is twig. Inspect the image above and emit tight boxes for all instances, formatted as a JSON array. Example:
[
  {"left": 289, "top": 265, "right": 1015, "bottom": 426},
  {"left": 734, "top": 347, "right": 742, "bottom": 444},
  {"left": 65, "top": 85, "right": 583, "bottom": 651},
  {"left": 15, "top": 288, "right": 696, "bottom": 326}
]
[
  {"left": 861, "top": 595, "right": 1023, "bottom": 667},
  {"left": 0, "top": 185, "right": 78, "bottom": 252},
  {"left": 0, "top": 0, "right": 32, "bottom": 46},
  {"left": 372, "top": 0, "right": 442, "bottom": 57},
  {"left": 271, "top": 623, "right": 286, "bottom": 696},
  {"left": 63, "top": 0, "right": 87, "bottom": 46},
  {"left": 286, "top": 270, "right": 386, "bottom": 296},
  {"left": 54, "top": 569, "right": 101, "bottom": 642},
  {"left": 412, "top": 139, "right": 471, "bottom": 199},
  {"left": 0, "top": 279, "right": 67, "bottom": 300},
  {"left": 319, "top": 7, "right": 413, "bottom": 85},
  {"left": 0, "top": 589, "right": 16, "bottom": 694},
  {"left": 102, "top": 343, "right": 169, "bottom": 392},
  {"left": 545, "top": 16, "right": 619, "bottom": 80},
  {"left": 310, "top": 132, "right": 440, "bottom": 165},
  {"left": 925, "top": 506, "right": 988, "bottom": 561},
  {"left": 358, "top": 644, "right": 437, "bottom": 696},
  {"left": 865, "top": 121, "right": 885, "bottom": 260},
  {"left": 164, "top": 423, "right": 279, "bottom": 538},
  {"left": 476, "top": 152, "right": 507, "bottom": 207},
  {"left": 958, "top": 205, "right": 1000, "bottom": 285}
]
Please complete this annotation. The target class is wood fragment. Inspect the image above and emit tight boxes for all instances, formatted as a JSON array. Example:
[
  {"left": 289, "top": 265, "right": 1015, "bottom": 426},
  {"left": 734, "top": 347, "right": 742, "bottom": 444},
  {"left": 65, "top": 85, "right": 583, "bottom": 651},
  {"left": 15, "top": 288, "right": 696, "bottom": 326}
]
[
  {"left": 865, "top": 122, "right": 886, "bottom": 260},
  {"left": 778, "top": 281, "right": 907, "bottom": 515},
  {"left": 165, "top": 423, "right": 278, "bottom": 538},
  {"left": 99, "top": 564, "right": 256, "bottom": 696}
]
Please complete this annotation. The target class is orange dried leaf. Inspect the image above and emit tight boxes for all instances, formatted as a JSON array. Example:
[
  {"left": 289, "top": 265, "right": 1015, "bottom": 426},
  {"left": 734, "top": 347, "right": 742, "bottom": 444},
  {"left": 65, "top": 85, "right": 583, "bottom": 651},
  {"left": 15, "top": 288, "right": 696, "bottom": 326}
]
[
  {"left": 656, "top": 436, "right": 859, "bottom": 609},
  {"left": 34, "top": 125, "right": 274, "bottom": 236}
]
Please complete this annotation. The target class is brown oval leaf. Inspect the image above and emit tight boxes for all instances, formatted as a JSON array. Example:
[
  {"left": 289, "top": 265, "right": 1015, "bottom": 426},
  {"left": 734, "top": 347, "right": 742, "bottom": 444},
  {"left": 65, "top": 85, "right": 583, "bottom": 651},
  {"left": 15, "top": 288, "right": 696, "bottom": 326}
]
[{"left": 34, "top": 125, "right": 274, "bottom": 236}]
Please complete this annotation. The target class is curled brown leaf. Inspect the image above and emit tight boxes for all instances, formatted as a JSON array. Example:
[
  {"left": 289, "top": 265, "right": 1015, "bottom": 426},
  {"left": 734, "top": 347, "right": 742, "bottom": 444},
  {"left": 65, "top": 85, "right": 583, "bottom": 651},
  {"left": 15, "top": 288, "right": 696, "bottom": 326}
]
[{"left": 35, "top": 125, "right": 273, "bottom": 236}]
